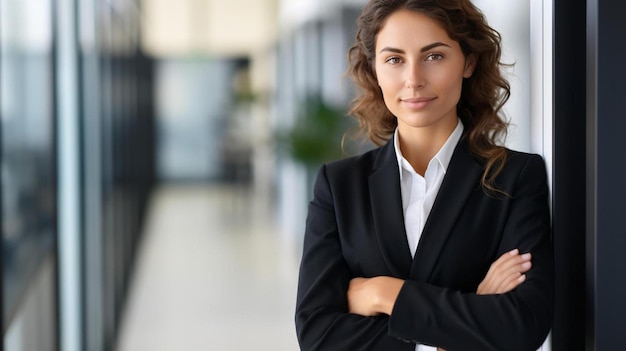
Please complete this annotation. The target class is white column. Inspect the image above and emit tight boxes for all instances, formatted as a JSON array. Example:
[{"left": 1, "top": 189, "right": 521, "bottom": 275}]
[
  {"left": 57, "top": 0, "right": 82, "bottom": 350},
  {"left": 530, "top": 0, "right": 554, "bottom": 349}
]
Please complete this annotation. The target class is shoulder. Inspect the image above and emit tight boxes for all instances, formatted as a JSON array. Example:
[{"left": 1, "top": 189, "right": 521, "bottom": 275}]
[
  {"left": 503, "top": 149, "right": 547, "bottom": 174},
  {"left": 309, "top": 145, "right": 386, "bottom": 207},
  {"left": 311, "top": 142, "right": 391, "bottom": 195},
  {"left": 495, "top": 148, "right": 548, "bottom": 192},
  {"left": 454, "top": 140, "right": 547, "bottom": 178},
  {"left": 321, "top": 145, "right": 385, "bottom": 180}
]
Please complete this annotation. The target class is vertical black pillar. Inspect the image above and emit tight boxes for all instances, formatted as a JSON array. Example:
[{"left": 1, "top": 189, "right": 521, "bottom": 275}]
[
  {"left": 0, "top": 9, "right": 3, "bottom": 350},
  {"left": 587, "top": 0, "right": 626, "bottom": 349},
  {"left": 552, "top": 0, "right": 587, "bottom": 350}
]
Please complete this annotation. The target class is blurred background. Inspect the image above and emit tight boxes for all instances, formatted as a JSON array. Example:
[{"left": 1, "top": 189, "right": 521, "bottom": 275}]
[{"left": 0, "top": 0, "right": 551, "bottom": 350}]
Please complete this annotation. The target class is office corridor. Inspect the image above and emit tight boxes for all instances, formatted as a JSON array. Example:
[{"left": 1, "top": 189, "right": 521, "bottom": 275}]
[{"left": 115, "top": 185, "right": 301, "bottom": 351}]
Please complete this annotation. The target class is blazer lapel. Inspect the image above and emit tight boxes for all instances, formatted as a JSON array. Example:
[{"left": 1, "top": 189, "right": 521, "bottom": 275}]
[
  {"left": 410, "top": 141, "right": 483, "bottom": 282},
  {"left": 368, "top": 139, "right": 413, "bottom": 278}
]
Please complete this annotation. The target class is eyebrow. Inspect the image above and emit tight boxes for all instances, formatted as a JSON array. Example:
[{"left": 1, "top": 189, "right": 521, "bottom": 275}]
[{"left": 378, "top": 42, "right": 451, "bottom": 54}]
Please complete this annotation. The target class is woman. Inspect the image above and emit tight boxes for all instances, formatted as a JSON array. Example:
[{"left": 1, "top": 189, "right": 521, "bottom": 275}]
[{"left": 295, "top": 1, "right": 553, "bottom": 350}]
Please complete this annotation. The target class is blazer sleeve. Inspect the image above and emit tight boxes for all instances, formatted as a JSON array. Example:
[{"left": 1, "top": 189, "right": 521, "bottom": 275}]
[
  {"left": 388, "top": 154, "right": 554, "bottom": 351},
  {"left": 295, "top": 165, "right": 411, "bottom": 351}
]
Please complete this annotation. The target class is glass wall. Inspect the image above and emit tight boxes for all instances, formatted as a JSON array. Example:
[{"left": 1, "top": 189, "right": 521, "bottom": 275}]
[
  {"left": 1, "top": 0, "right": 154, "bottom": 349},
  {"left": 1, "top": 0, "right": 58, "bottom": 349},
  {"left": 79, "top": 1, "right": 155, "bottom": 350}
]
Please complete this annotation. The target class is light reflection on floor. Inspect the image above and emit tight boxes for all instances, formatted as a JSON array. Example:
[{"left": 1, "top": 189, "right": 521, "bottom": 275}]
[{"left": 115, "top": 184, "right": 301, "bottom": 351}]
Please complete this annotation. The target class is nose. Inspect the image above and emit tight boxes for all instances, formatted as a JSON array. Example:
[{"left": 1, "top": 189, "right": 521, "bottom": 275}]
[{"left": 405, "top": 62, "right": 425, "bottom": 90}]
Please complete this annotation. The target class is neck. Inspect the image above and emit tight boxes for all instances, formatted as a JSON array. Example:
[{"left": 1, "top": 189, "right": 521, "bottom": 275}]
[{"left": 397, "top": 120, "right": 457, "bottom": 175}]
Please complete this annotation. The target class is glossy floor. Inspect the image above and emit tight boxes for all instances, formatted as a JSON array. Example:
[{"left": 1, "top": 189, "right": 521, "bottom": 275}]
[{"left": 115, "top": 184, "right": 301, "bottom": 351}]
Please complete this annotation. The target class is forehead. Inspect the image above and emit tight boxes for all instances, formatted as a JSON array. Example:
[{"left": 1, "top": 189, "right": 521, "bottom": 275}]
[{"left": 376, "top": 10, "right": 453, "bottom": 48}]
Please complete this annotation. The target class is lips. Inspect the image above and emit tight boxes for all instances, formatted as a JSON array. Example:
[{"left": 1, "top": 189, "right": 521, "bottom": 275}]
[{"left": 401, "top": 97, "right": 436, "bottom": 109}]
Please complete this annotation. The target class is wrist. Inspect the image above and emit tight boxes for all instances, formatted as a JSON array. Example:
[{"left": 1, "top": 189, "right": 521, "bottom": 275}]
[{"left": 373, "top": 277, "right": 404, "bottom": 315}]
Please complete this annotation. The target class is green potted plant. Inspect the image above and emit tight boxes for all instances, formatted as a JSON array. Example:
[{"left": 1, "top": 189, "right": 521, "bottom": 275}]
[{"left": 283, "top": 96, "right": 347, "bottom": 168}]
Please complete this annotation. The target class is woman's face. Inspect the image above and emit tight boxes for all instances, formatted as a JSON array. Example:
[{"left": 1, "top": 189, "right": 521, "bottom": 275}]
[{"left": 374, "top": 10, "right": 475, "bottom": 134}]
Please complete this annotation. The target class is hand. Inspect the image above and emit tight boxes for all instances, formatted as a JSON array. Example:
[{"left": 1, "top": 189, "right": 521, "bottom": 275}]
[
  {"left": 347, "top": 276, "right": 404, "bottom": 316},
  {"left": 477, "top": 249, "right": 532, "bottom": 295},
  {"left": 435, "top": 250, "right": 530, "bottom": 351},
  {"left": 347, "top": 278, "right": 378, "bottom": 316}
]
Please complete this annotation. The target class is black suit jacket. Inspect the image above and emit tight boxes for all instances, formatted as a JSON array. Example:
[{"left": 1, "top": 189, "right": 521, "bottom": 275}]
[{"left": 295, "top": 137, "right": 554, "bottom": 351}]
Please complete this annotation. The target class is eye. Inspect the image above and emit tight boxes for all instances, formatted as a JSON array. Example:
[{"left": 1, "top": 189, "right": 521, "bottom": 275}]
[
  {"left": 385, "top": 56, "right": 402, "bottom": 65},
  {"left": 425, "top": 53, "right": 444, "bottom": 61}
]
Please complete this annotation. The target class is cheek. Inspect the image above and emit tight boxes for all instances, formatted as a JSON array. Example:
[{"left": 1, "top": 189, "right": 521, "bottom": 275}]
[
  {"left": 375, "top": 71, "right": 398, "bottom": 97},
  {"left": 377, "top": 80, "right": 396, "bottom": 106},
  {"left": 374, "top": 63, "right": 396, "bottom": 86},
  {"left": 373, "top": 63, "right": 382, "bottom": 87},
  {"left": 377, "top": 86, "right": 398, "bottom": 114},
  {"left": 375, "top": 76, "right": 388, "bottom": 95},
  {"left": 437, "top": 70, "right": 465, "bottom": 95}
]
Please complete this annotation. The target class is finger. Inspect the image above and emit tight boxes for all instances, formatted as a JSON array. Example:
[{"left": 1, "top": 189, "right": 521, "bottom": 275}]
[
  {"left": 488, "top": 250, "right": 523, "bottom": 275},
  {"left": 493, "top": 272, "right": 524, "bottom": 294},
  {"left": 478, "top": 250, "right": 532, "bottom": 295},
  {"left": 494, "top": 261, "right": 532, "bottom": 292},
  {"left": 497, "top": 273, "right": 527, "bottom": 293},
  {"left": 482, "top": 250, "right": 518, "bottom": 286},
  {"left": 502, "top": 257, "right": 533, "bottom": 277},
  {"left": 492, "top": 252, "right": 532, "bottom": 278},
  {"left": 494, "top": 260, "right": 532, "bottom": 292},
  {"left": 492, "top": 249, "right": 529, "bottom": 271},
  {"left": 493, "top": 249, "right": 520, "bottom": 267},
  {"left": 500, "top": 257, "right": 532, "bottom": 277}
]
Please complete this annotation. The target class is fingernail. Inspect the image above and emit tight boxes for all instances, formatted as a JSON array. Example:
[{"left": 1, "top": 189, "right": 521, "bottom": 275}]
[
  {"left": 509, "top": 249, "right": 519, "bottom": 255},
  {"left": 518, "top": 274, "right": 526, "bottom": 282},
  {"left": 522, "top": 262, "right": 531, "bottom": 269},
  {"left": 521, "top": 253, "right": 531, "bottom": 260}
]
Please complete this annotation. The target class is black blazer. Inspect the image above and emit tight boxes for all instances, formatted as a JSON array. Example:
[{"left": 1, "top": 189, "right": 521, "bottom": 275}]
[{"left": 295, "top": 137, "right": 554, "bottom": 351}]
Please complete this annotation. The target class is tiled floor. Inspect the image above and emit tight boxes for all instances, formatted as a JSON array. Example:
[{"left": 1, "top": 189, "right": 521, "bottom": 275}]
[{"left": 115, "top": 184, "right": 301, "bottom": 351}]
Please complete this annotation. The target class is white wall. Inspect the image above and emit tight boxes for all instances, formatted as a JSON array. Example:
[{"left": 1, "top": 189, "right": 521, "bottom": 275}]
[
  {"left": 472, "top": 0, "right": 531, "bottom": 152},
  {"left": 279, "top": 0, "right": 366, "bottom": 32},
  {"left": 141, "top": 0, "right": 278, "bottom": 57}
]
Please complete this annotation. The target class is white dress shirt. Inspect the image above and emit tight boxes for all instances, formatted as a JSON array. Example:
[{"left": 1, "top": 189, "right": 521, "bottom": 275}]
[{"left": 393, "top": 119, "right": 464, "bottom": 351}]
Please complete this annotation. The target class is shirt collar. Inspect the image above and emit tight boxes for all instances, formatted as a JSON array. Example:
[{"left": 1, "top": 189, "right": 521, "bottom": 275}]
[{"left": 394, "top": 119, "right": 464, "bottom": 181}]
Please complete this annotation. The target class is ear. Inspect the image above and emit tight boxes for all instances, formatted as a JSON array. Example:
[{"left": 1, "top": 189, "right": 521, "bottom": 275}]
[{"left": 463, "top": 54, "right": 477, "bottom": 78}]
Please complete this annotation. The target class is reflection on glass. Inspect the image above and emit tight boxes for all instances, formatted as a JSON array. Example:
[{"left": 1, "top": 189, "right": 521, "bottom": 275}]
[{"left": 1, "top": 0, "right": 56, "bottom": 324}]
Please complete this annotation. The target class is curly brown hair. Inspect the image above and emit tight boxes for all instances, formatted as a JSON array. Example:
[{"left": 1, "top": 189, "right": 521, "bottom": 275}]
[{"left": 347, "top": 0, "right": 511, "bottom": 193}]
